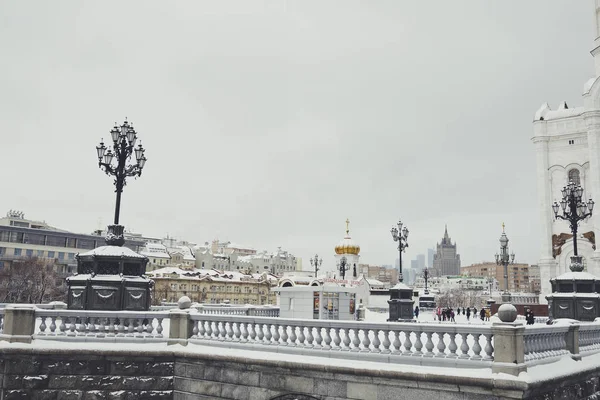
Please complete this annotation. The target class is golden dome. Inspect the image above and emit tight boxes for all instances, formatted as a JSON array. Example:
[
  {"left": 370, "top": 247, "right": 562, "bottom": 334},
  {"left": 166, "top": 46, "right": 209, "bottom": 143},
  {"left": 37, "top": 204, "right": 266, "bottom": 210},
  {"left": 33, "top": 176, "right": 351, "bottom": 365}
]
[{"left": 334, "top": 219, "right": 361, "bottom": 255}]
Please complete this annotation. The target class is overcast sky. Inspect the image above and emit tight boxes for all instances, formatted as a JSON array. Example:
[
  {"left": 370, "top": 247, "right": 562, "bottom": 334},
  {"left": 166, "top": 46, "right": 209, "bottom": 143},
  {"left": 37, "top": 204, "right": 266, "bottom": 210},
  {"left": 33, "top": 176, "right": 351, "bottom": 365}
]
[{"left": 0, "top": 1, "right": 595, "bottom": 270}]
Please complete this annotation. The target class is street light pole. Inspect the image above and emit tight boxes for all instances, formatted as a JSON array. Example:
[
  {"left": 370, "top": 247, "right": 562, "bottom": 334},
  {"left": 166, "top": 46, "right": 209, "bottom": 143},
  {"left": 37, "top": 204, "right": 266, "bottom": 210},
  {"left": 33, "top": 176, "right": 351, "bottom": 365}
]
[
  {"left": 391, "top": 220, "right": 409, "bottom": 282},
  {"left": 96, "top": 119, "right": 147, "bottom": 246},
  {"left": 552, "top": 180, "right": 594, "bottom": 271},
  {"left": 310, "top": 254, "right": 322, "bottom": 277},
  {"left": 495, "top": 223, "right": 515, "bottom": 299},
  {"left": 423, "top": 268, "right": 429, "bottom": 294}
]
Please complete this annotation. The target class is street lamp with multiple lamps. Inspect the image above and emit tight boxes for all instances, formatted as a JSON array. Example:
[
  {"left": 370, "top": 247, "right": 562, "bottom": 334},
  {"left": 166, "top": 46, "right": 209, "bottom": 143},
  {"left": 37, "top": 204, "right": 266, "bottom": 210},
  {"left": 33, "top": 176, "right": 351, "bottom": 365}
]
[
  {"left": 96, "top": 119, "right": 147, "bottom": 245},
  {"left": 391, "top": 220, "right": 409, "bottom": 282},
  {"left": 310, "top": 254, "right": 322, "bottom": 277},
  {"left": 495, "top": 223, "right": 515, "bottom": 301},
  {"left": 552, "top": 180, "right": 595, "bottom": 272}
]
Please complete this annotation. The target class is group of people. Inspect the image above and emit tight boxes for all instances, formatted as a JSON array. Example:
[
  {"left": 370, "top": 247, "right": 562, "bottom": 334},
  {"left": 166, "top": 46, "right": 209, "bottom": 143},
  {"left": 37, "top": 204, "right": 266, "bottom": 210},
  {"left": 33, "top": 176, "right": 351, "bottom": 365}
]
[
  {"left": 525, "top": 308, "right": 536, "bottom": 325},
  {"left": 427, "top": 306, "right": 491, "bottom": 322}
]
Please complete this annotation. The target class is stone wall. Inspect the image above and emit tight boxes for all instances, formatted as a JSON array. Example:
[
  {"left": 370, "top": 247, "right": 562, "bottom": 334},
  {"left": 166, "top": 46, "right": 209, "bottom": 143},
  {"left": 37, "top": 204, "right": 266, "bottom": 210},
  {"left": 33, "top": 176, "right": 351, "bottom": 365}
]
[
  {"left": 0, "top": 349, "right": 174, "bottom": 400},
  {"left": 5, "top": 348, "right": 600, "bottom": 399}
]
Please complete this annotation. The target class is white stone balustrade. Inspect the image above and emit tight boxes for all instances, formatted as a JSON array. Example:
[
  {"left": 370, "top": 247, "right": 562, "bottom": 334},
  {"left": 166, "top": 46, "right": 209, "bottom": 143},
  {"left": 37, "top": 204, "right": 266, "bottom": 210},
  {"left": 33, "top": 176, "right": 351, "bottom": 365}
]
[
  {"left": 33, "top": 309, "right": 169, "bottom": 342},
  {"left": 0, "top": 305, "right": 599, "bottom": 376},
  {"left": 188, "top": 314, "right": 494, "bottom": 368},
  {"left": 579, "top": 322, "right": 600, "bottom": 355},
  {"left": 523, "top": 325, "right": 571, "bottom": 365}
]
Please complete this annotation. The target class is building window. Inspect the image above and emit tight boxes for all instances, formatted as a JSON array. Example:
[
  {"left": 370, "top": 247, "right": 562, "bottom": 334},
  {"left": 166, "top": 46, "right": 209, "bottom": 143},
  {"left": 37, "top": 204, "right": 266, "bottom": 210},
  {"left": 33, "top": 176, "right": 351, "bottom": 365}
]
[
  {"left": 14, "top": 248, "right": 22, "bottom": 256},
  {"left": 26, "top": 249, "right": 33, "bottom": 257},
  {"left": 48, "top": 251, "right": 55, "bottom": 258},
  {"left": 568, "top": 139, "right": 575, "bottom": 145},
  {"left": 58, "top": 252, "right": 65, "bottom": 260},
  {"left": 37, "top": 250, "right": 44, "bottom": 257},
  {"left": 568, "top": 169, "right": 581, "bottom": 186},
  {"left": 68, "top": 253, "right": 75, "bottom": 260}
]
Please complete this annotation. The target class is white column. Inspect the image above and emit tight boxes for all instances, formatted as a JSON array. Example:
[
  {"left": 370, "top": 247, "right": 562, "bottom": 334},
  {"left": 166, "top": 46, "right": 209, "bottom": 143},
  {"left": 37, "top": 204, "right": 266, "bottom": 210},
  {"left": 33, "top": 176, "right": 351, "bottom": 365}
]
[
  {"left": 533, "top": 135, "right": 556, "bottom": 297},
  {"left": 585, "top": 112, "right": 600, "bottom": 276}
]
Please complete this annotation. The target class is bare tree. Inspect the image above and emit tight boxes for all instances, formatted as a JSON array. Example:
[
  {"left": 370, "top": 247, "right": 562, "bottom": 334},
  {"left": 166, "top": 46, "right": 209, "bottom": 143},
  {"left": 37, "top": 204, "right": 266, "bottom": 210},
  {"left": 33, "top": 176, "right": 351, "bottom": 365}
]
[{"left": 0, "top": 257, "right": 65, "bottom": 304}]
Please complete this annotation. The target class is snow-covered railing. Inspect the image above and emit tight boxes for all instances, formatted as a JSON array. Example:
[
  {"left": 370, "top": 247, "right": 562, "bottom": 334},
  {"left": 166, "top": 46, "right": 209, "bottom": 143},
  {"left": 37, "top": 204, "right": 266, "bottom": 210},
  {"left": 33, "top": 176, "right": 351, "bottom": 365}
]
[
  {"left": 523, "top": 325, "right": 570, "bottom": 366},
  {"left": 188, "top": 314, "right": 494, "bottom": 368},
  {"left": 151, "top": 304, "right": 280, "bottom": 317},
  {"left": 33, "top": 309, "right": 169, "bottom": 342},
  {"left": 578, "top": 322, "right": 600, "bottom": 356}
]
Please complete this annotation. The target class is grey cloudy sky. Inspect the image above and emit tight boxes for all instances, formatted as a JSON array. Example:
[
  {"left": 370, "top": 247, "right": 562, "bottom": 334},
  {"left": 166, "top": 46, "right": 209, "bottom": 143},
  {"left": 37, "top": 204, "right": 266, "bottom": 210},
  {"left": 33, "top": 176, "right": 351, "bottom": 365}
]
[{"left": 0, "top": 1, "right": 594, "bottom": 270}]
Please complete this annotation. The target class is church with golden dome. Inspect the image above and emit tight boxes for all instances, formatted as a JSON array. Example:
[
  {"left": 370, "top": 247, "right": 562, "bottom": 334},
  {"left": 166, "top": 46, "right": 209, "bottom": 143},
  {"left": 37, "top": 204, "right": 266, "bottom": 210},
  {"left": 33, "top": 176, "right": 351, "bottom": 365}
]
[{"left": 329, "top": 219, "right": 361, "bottom": 280}]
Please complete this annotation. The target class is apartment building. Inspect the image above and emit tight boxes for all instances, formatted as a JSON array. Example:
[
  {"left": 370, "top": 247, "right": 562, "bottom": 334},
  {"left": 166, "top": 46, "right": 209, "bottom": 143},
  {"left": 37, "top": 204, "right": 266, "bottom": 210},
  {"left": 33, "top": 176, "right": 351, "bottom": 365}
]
[
  {"left": 148, "top": 266, "right": 278, "bottom": 305},
  {"left": 461, "top": 262, "right": 540, "bottom": 294}
]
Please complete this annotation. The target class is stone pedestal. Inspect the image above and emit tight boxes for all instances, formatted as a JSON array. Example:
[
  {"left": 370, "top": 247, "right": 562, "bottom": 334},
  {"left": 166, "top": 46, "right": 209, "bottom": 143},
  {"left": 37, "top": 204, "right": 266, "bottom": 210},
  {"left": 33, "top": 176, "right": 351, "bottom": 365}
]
[
  {"left": 546, "top": 256, "right": 600, "bottom": 321},
  {"left": 387, "top": 282, "right": 414, "bottom": 321},
  {"left": 66, "top": 225, "right": 153, "bottom": 311},
  {"left": 491, "top": 322, "right": 527, "bottom": 376}
]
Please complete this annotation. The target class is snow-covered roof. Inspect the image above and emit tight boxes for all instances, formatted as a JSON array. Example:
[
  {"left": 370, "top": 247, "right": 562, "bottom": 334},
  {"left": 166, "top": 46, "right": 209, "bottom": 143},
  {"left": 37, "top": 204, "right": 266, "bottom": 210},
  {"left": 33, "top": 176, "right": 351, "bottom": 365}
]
[
  {"left": 146, "top": 266, "right": 276, "bottom": 283},
  {"left": 78, "top": 245, "right": 146, "bottom": 259},
  {"left": 551, "top": 271, "right": 599, "bottom": 281},
  {"left": 534, "top": 102, "right": 583, "bottom": 121}
]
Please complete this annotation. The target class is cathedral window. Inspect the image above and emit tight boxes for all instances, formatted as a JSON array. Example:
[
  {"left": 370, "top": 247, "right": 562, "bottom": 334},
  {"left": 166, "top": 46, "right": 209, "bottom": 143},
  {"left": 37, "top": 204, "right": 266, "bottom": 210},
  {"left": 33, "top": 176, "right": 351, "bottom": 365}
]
[
  {"left": 568, "top": 169, "right": 581, "bottom": 186},
  {"left": 568, "top": 140, "right": 575, "bottom": 145}
]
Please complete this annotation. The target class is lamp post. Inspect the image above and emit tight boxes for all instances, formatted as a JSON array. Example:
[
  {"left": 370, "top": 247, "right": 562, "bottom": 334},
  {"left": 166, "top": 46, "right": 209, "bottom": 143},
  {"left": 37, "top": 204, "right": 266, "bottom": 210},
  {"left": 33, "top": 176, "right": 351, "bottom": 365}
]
[
  {"left": 391, "top": 220, "right": 409, "bottom": 282},
  {"left": 310, "top": 254, "right": 322, "bottom": 277},
  {"left": 495, "top": 223, "right": 515, "bottom": 302},
  {"left": 423, "top": 268, "right": 429, "bottom": 294},
  {"left": 96, "top": 119, "right": 147, "bottom": 246},
  {"left": 552, "top": 180, "right": 594, "bottom": 272},
  {"left": 339, "top": 256, "right": 350, "bottom": 280}
]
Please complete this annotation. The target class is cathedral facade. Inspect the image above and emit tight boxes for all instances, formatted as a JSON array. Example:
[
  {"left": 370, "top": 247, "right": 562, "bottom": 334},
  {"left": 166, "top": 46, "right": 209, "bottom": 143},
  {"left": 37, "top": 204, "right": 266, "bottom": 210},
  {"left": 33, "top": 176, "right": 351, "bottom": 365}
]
[
  {"left": 533, "top": 1, "right": 600, "bottom": 295},
  {"left": 432, "top": 226, "right": 461, "bottom": 277}
]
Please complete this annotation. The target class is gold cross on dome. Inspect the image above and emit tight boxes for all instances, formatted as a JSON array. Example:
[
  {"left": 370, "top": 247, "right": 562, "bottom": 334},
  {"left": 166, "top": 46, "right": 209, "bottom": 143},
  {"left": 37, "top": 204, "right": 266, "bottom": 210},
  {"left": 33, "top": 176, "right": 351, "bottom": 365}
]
[
  {"left": 502, "top": 222, "right": 505, "bottom": 233},
  {"left": 346, "top": 218, "right": 350, "bottom": 235}
]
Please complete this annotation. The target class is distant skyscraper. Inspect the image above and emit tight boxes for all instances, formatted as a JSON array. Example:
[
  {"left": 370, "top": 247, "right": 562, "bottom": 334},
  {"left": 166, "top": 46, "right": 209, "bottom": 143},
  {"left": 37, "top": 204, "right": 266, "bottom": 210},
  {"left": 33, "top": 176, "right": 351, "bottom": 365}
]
[
  {"left": 432, "top": 225, "right": 461, "bottom": 276},
  {"left": 410, "top": 259, "right": 419, "bottom": 269},
  {"left": 427, "top": 248, "right": 435, "bottom": 267},
  {"left": 417, "top": 254, "right": 425, "bottom": 270}
]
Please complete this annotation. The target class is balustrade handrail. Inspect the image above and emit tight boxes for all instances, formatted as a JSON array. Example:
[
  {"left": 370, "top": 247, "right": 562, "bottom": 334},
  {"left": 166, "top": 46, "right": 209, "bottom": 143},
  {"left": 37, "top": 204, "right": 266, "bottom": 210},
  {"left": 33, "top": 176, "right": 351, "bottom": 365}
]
[{"left": 35, "top": 309, "right": 170, "bottom": 319}]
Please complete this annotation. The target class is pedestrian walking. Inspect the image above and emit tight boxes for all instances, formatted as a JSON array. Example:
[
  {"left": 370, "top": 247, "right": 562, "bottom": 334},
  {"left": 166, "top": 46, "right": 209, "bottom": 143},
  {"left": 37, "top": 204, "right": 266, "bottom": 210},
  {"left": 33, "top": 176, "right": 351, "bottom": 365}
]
[
  {"left": 414, "top": 306, "right": 420, "bottom": 319},
  {"left": 480, "top": 308, "right": 485, "bottom": 321},
  {"left": 466, "top": 307, "right": 471, "bottom": 321}
]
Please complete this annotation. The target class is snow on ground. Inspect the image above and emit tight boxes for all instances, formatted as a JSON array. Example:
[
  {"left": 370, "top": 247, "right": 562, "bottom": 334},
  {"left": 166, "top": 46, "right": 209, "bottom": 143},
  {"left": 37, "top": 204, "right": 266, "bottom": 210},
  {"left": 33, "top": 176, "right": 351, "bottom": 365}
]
[{"left": 366, "top": 309, "right": 494, "bottom": 325}]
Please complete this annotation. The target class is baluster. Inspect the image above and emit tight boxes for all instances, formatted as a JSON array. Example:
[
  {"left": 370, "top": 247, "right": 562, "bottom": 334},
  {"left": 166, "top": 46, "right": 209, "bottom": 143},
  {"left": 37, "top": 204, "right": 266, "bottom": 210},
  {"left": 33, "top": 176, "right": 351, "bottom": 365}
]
[
  {"left": 306, "top": 327, "right": 315, "bottom": 348},
  {"left": 458, "top": 332, "right": 469, "bottom": 359},
  {"left": 190, "top": 320, "right": 199, "bottom": 339},
  {"left": 360, "top": 329, "right": 371, "bottom": 353},
  {"left": 280, "top": 324, "right": 288, "bottom": 346},
  {"left": 218, "top": 322, "right": 226, "bottom": 341},
  {"left": 342, "top": 328, "right": 352, "bottom": 351},
  {"left": 197, "top": 320, "right": 206, "bottom": 339},
  {"left": 413, "top": 331, "right": 423, "bottom": 356},
  {"left": 136, "top": 318, "right": 145, "bottom": 337},
  {"left": 256, "top": 323, "right": 265, "bottom": 343},
  {"left": 435, "top": 332, "right": 446, "bottom": 357},
  {"left": 297, "top": 326, "right": 306, "bottom": 347},
  {"left": 83, "top": 318, "right": 90, "bottom": 336},
  {"left": 381, "top": 329, "right": 391, "bottom": 354},
  {"left": 49, "top": 316, "right": 57, "bottom": 335},
  {"left": 264, "top": 323, "right": 273, "bottom": 345},
  {"left": 68, "top": 317, "right": 77, "bottom": 336},
  {"left": 125, "top": 318, "right": 134, "bottom": 337},
  {"left": 424, "top": 331, "right": 434, "bottom": 357},
  {"left": 447, "top": 332, "right": 458, "bottom": 358},
  {"left": 371, "top": 330, "right": 381, "bottom": 353},
  {"left": 115, "top": 318, "right": 125, "bottom": 337},
  {"left": 247, "top": 322, "right": 256, "bottom": 343},
  {"left": 156, "top": 318, "right": 164, "bottom": 337},
  {"left": 391, "top": 330, "right": 401, "bottom": 354},
  {"left": 350, "top": 328, "right": 360, "bottom": 351},
  {"left": 483, "top": 333, "right": 494, "bottom": 360},
  {"left": 205, "top": 321, "right": 214, "bottom": 339},
  {"left": 403, "top": 331, "right": 412, "bottom": 355},
  {"left": 322, "top": 327, "right": 331, "bottom": 350},
  {"left": 332, "top": 328, "right": 341, "bottom": 350},
  {"left": 38, "top": 316, "right": 47, "bottom": 336},
  {"left": 58, "top": 316, "right": 67, "bottom": 336},
  {"left": 233, "top": 322, "right": 241, "bottom": 342},
  {"left": 97, "top": 318, "right": 106, "bottom": 338},
  {"left": 288, "top": 325, "right": 297, "bottom": 347},
  {"left": 313, "top": 327, "right": 322, "bottom": 349},
  {"left": 471, "top": 333, "right": 482, "bottom": 359},
  {"left": 271, "top": 323, "right": 280, "bottom": 345}
]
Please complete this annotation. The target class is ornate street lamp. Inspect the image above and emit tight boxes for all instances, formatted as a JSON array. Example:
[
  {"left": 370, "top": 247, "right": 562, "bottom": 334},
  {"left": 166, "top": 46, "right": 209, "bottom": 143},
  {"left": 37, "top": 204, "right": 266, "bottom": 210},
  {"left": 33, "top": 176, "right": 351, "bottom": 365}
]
[
  {"left": 96, "top": 119, "right": 147, "bottom": 246},
  {"left": 495, "top": 223, "right": 515, "bottom": 299},
  {"left": 338, "top": 256, "right": 350, "bottom": 280},
  {"left": 423, "top": 268, "right": 429, "bottom": 294},
  {"left": 391, "top": 220, "right": 409, "bottom": 282},
  {"left": 310, "top": 254, "right": 322, "bottom": 277},
  {"left": 552, "top": 180, "right": 594, "bottom": 272}
]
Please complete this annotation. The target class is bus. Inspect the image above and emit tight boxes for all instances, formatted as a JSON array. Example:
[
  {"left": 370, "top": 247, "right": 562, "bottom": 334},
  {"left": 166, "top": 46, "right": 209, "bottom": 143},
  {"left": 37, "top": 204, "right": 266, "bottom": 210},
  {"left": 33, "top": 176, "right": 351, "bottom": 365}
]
[{"left": 418, "top": 294, "right": 436, "bottom": 310}]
